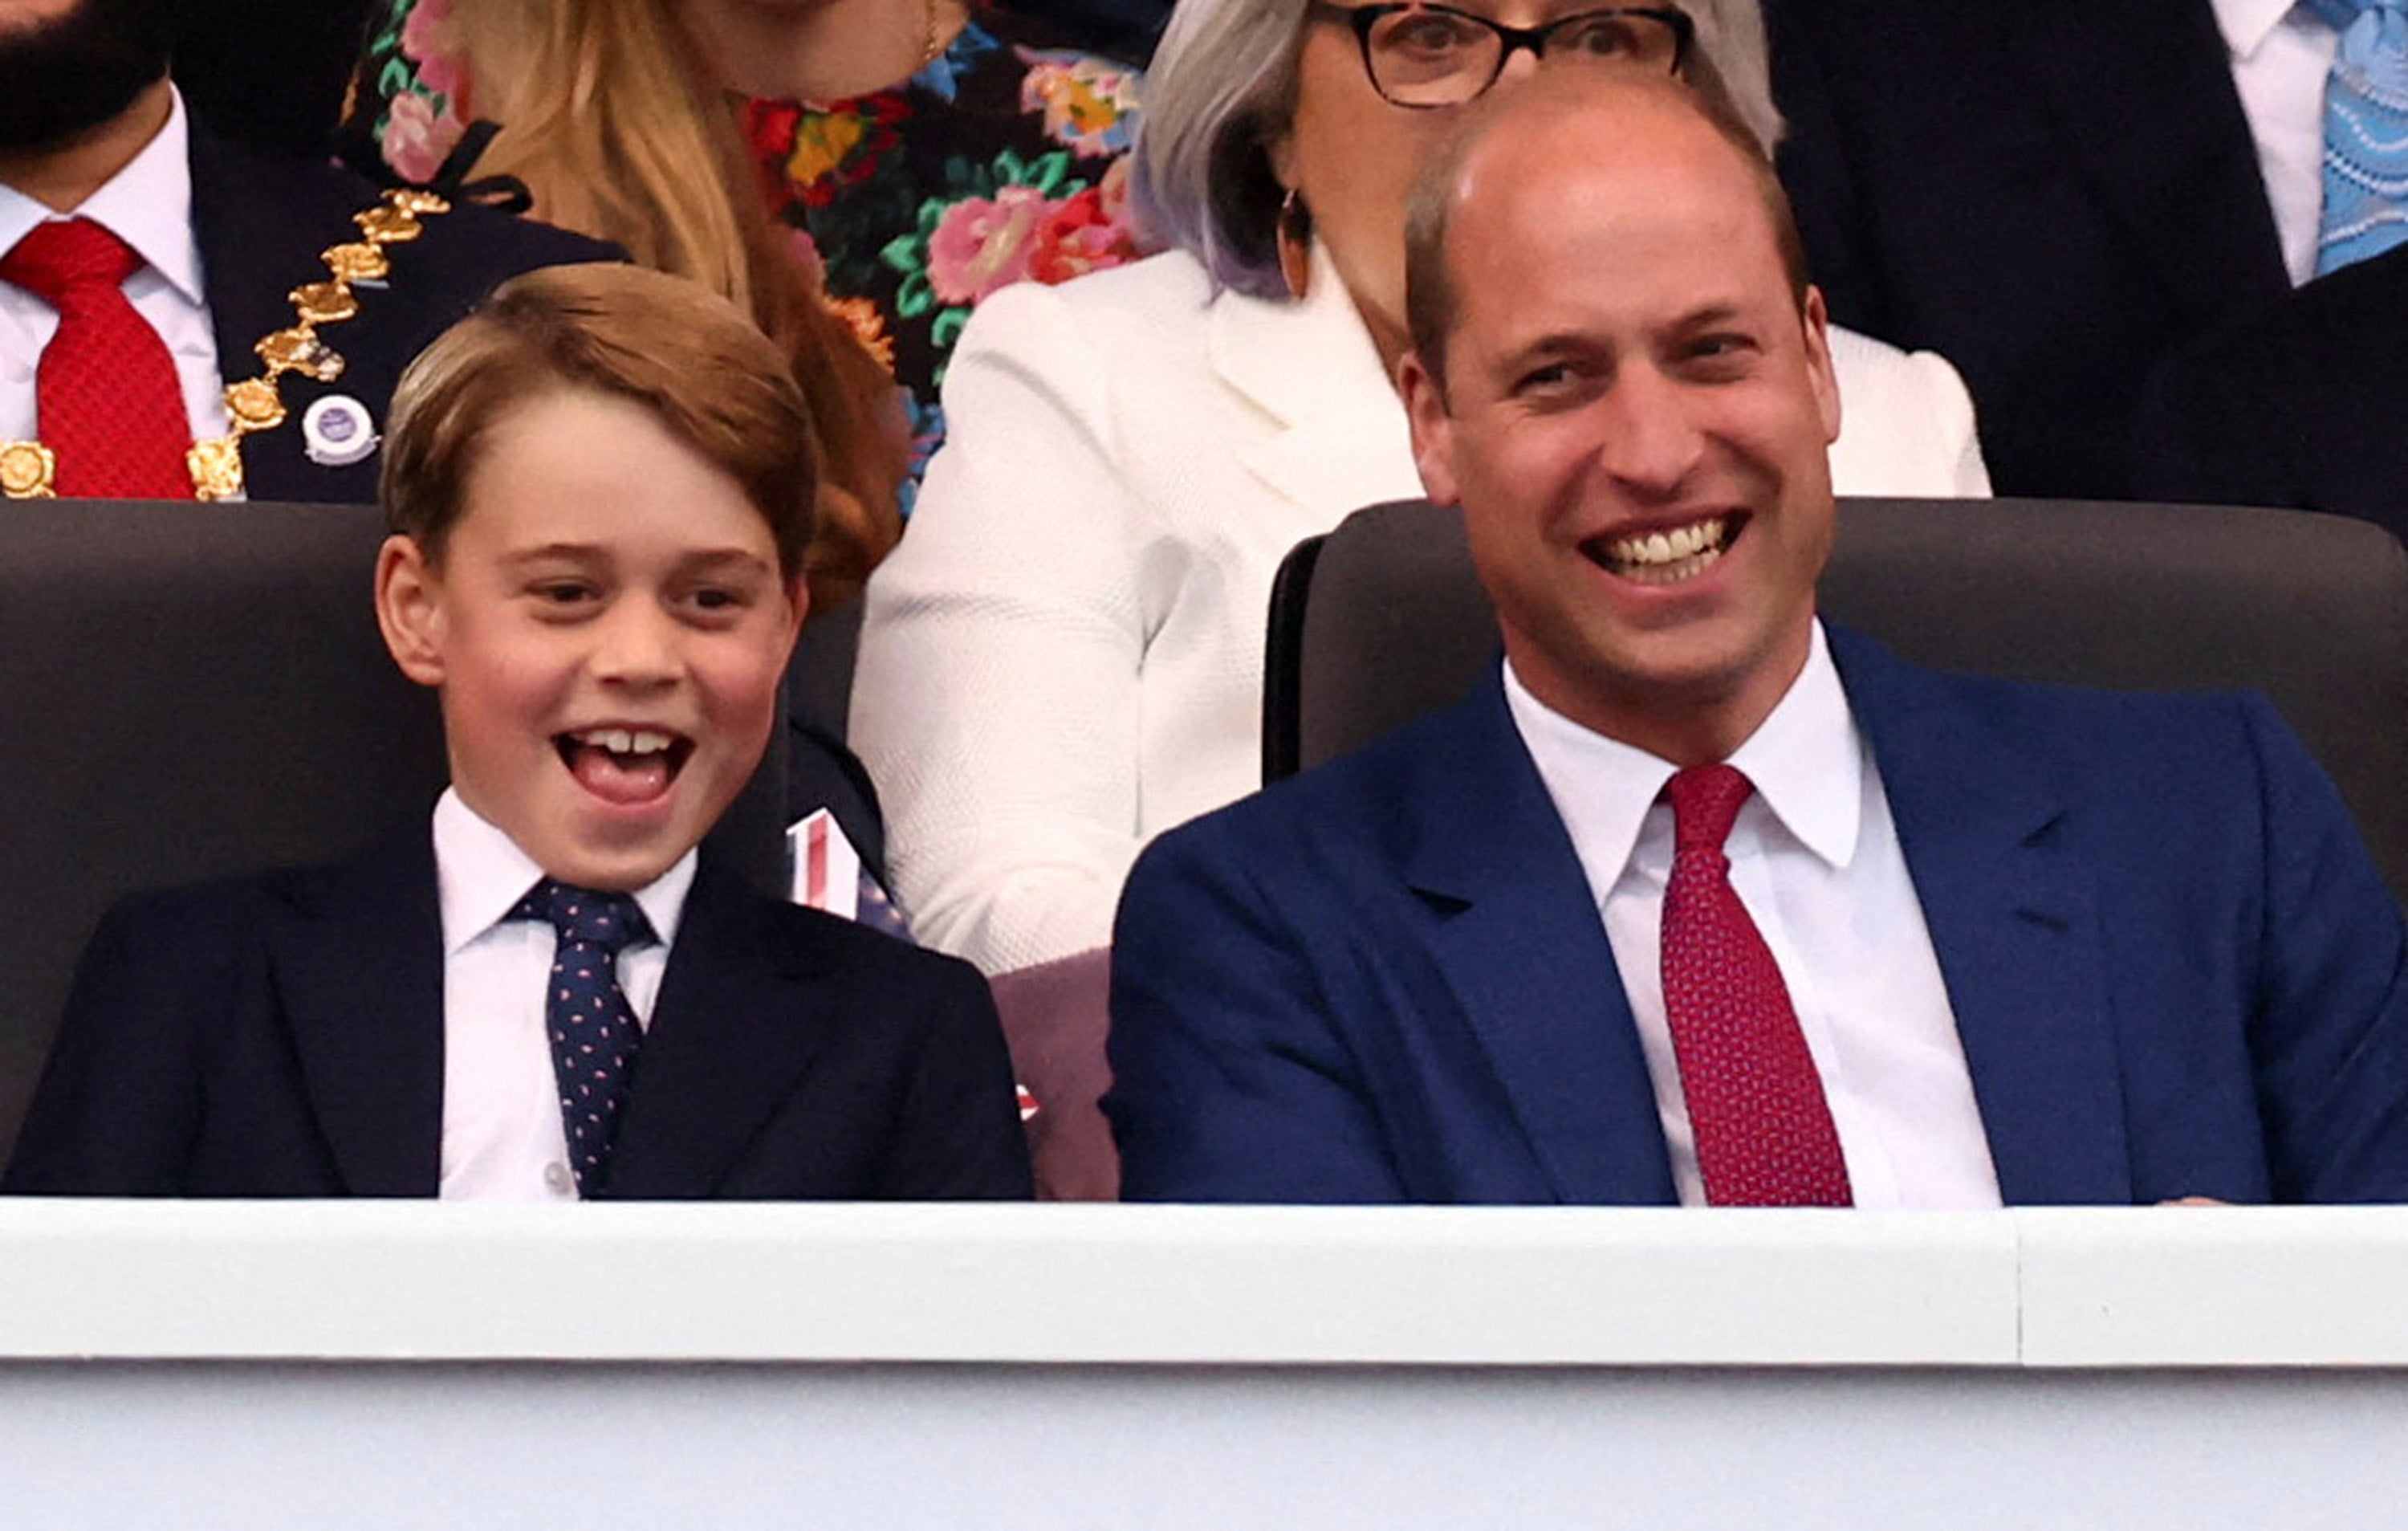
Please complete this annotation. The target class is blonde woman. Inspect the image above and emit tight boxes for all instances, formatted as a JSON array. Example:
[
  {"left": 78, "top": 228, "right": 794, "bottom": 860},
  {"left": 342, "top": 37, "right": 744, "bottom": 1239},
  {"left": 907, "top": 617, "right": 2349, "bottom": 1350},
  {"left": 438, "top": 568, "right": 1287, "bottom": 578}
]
[{"left": 349, "top": 0, "right": 1147, "bottom": 524}]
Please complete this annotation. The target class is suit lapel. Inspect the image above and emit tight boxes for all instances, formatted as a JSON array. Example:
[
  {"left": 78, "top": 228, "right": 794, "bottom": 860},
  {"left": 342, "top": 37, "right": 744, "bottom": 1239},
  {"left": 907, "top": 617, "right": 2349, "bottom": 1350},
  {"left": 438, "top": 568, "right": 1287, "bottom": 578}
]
[
  {"left": 186, "top": 124, "right": 392, "bottom": 503},
  {"left": 1831, "top": 628, "right": 2132, "bottom": 1203},
  {"left": 2005, "top": 0, "right": 2288, "bottom": 324},
  {"left": 269, "top": 825, "right": 448, "bottom": 1195},
  {"left": 1400, "top": 683, "right": 1678, "bottom": 1204},
  {"left": 186, "top": 124, "right": 299, "bottom": 393},
  {"left": 603, "top": 866, "right": 836, "bottom": 1198},
  {"left": 1207, "top": 265, "right": 1426, "bottom": 519}
]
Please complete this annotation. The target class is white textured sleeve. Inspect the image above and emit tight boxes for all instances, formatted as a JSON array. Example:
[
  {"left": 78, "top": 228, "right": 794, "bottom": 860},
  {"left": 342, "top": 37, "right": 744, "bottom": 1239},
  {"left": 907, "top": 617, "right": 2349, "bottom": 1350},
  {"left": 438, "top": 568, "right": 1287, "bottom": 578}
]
[
  {"left": 851, "top": 280, "right": 1150, "bottom": 975},
  {"left": 1825, "top": 327, "right": 1993, "bottom": 499}
]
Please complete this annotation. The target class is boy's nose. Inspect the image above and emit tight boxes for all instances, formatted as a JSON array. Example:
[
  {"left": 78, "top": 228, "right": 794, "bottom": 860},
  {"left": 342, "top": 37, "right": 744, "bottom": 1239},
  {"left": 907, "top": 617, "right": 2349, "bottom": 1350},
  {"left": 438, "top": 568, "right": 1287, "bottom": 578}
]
[{"left": 591, "top": 602, "right": 684, "bottom": 685}]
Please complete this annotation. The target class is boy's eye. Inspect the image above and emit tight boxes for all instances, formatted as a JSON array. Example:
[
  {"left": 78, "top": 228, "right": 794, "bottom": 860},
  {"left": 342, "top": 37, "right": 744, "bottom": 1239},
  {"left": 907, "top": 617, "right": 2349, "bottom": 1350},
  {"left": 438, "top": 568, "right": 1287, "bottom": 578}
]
[
  {"left": 531, "top": 580, "right": 597, "bottom": 605},
  {"left": 677, "top": 583, "right": 760, "bottom": 621}
]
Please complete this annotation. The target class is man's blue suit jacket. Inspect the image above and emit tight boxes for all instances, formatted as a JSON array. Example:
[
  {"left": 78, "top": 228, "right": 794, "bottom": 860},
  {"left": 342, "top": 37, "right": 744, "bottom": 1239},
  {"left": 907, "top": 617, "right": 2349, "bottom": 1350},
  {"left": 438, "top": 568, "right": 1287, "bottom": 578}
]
[{"left": 1105, "top": 627, "right": 2408, "bottom": 1204}]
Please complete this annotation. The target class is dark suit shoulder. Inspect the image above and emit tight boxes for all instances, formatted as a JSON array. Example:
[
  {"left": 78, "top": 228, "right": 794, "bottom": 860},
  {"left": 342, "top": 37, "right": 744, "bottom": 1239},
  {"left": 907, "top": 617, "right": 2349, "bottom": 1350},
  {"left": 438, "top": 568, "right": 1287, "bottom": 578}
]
[
  {"left": 721, "top": 882, "right": 990, "bottom": 993},
  {"left": 2133, "top": 243, "right": 2408, "bottom": 527},
  {"left": 1141, "top": 690, "right": 1515, "bottom": 875},
  {"left": 56, "top": 844, "right": 403, "bottom": 995},
  {"left": 192, "top": 127, "right": 619, "bottom": 274},
  {"left": 92, "top": 863, "right": 303, "bottom": 948},
  {"left": 1835, "top": 624, "right": 2287, "bottom": 782}
]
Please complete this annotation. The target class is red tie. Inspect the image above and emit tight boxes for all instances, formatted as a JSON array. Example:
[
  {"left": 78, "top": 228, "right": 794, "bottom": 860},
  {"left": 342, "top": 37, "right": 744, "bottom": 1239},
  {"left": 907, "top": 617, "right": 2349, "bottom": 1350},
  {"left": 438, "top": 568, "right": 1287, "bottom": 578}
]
[
  {"left": 0, "top": 218, "right": 195, "bottom": 499},
  {"left": 1659, "top": 763, "right": 1853, "bottom": 1206}
]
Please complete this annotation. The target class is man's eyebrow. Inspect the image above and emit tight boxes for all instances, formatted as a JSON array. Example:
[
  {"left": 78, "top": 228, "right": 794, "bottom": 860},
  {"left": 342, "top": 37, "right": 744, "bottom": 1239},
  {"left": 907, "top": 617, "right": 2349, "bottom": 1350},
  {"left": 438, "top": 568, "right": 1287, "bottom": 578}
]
[
  {"left": 1495, "top": 331, "right": 1604, "bottom": 367},
  {"left": 1669, "top": 303, "right": 1749, "bottom": 332}
]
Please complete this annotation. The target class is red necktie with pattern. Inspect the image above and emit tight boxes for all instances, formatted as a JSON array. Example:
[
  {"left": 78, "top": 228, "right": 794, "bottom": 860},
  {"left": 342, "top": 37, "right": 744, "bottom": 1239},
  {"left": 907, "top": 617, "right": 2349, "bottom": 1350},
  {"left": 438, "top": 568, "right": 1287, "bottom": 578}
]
[
  {"left": 0, "top": 218, "right": 195, "bottom": 499},
  {"left": 1659, "top": 763, "right": 1852, "bottom": 1206}
]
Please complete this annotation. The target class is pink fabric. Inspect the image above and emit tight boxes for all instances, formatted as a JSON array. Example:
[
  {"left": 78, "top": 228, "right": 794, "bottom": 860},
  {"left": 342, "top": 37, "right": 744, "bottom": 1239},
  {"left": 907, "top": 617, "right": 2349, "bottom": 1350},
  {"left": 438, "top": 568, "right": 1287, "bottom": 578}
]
[
  {"left": 1660, "top": 764, "right": 1852, "bottom": 1206},
  {"left": 989, "top": 947, "right": 1117, "bottom": 1200}
]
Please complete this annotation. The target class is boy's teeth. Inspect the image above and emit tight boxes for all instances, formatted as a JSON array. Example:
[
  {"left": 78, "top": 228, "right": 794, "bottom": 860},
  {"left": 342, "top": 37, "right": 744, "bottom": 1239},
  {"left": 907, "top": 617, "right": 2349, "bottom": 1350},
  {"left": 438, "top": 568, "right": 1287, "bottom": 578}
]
[{"left": 578, "top": 727, "right": 674, "bottom": 755}]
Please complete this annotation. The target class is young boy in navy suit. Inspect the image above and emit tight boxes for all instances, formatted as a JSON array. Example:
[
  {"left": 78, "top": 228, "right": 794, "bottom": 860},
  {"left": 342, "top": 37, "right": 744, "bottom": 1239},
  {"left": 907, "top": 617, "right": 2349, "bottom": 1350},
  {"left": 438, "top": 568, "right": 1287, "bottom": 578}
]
[{"left": 6, "top": 263, "right": 1033, "bottom": 1201}]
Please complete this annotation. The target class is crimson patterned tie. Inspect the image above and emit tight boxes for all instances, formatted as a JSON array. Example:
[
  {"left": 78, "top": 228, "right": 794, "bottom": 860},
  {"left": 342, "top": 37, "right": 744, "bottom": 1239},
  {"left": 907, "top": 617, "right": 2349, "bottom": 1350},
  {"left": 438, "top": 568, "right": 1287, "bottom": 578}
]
[
  {"left": 1658, "top": 763, "right": 1852, "bottom": 1207},
  {"left": 0, "top": 218, "right": 194, "bottom": 499}
]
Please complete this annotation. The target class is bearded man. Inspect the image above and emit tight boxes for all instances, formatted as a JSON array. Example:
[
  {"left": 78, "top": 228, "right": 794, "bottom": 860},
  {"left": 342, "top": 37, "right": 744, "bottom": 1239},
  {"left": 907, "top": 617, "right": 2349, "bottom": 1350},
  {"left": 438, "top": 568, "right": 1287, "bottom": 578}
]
[{"left": 0, "top": 0, "right": 611, "bottom": 503}]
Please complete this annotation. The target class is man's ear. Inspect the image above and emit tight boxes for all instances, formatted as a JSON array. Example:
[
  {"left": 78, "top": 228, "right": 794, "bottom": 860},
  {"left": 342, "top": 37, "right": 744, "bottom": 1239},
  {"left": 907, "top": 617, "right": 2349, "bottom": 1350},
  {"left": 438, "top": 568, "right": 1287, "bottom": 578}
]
[
  {"left": 1801, "top": 284, "right": 1842, "bottom": 446},
  {"left": 375, "top": 534, "right": 449, "bottom": 688},
  {"left": 1398, "top": 348, "right": 1462, "bottom": 507}
]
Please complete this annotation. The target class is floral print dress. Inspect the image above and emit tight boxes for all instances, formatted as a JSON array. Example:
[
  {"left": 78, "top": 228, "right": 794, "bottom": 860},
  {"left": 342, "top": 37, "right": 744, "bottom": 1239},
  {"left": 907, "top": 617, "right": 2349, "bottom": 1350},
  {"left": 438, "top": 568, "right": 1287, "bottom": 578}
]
[{"left": 350, "top": 0, "right": 1149, "bottom": 495}]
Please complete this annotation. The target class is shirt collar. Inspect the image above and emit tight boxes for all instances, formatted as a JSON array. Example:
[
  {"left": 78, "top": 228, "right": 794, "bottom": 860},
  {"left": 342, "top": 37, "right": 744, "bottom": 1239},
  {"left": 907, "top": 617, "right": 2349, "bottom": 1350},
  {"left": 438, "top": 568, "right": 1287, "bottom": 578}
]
[
  {"left": 0, "top": 89, "right": 203, "bottom": 305},
  {"left": 1503, "top": 619, "right": 1864, "bottom": 893},
  {"left": 1724, "top": 621, "right": 1862, "bottom": 869},
  {"left": 432, "top": 787, "right": 696, "bottom": 956},
  {"left": 2214, "top": 0, "right": 2303, "bottom": 58}
]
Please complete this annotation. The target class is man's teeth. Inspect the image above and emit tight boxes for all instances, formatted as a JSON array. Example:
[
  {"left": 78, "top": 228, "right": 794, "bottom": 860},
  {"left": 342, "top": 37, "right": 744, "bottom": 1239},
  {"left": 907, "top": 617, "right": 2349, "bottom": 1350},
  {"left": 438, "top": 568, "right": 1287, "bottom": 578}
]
[
  {"left": 578, "top": 728, "right": 674, "bottom": 755},
  {"left": 1602, "top": 516, "right": 1728, "bottom": 584}
]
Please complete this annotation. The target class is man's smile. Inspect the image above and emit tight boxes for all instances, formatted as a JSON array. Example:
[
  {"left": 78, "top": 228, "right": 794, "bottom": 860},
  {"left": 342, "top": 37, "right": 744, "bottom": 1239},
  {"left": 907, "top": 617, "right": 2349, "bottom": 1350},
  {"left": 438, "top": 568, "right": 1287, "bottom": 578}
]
[{"left": 1581, "top": 511, "right": 1744, "bottom": 584}]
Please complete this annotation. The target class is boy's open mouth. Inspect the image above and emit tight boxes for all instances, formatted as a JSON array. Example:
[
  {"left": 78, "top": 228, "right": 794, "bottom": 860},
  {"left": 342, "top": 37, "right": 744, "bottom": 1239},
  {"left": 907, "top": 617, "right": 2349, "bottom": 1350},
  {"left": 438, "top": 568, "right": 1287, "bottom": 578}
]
[
  {"left": 555, "top": 727, "right": 694, "bottom": 807},
  {"left": 1580, "top": 512, "right": 1743, "bottom": 585}
]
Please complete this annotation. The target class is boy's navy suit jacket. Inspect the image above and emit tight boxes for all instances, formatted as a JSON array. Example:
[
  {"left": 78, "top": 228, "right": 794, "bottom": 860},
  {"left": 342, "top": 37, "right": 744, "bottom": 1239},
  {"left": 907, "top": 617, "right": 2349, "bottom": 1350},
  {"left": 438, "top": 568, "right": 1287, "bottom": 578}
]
[
  {"left": 5, "top": 828, "right": 1033, "bottom": 1199},
  {"left": 1106, "top": 626, "right": 2408, "bottom": 1205}
]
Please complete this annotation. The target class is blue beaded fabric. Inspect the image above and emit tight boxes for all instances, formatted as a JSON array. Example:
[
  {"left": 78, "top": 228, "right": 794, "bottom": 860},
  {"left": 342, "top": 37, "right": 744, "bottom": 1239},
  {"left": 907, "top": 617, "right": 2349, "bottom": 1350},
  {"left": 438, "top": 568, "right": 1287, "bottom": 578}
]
[
  {"left": 2309, "top": 0, "right": 2408, "bottom": 275},
  {"left": 510, "top": 880, "right": 657, "bottom": 1197}
]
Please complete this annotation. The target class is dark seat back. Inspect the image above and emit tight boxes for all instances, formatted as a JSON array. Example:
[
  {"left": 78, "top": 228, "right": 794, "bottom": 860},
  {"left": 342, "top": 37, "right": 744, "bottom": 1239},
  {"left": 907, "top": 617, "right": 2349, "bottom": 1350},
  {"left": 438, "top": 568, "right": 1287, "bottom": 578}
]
[
  {"left": 0, "top": 500, "right": 787, "bottom": 1159},
  {"left": 1265, "top": 496, "right": 2408, "bottom": 902}
]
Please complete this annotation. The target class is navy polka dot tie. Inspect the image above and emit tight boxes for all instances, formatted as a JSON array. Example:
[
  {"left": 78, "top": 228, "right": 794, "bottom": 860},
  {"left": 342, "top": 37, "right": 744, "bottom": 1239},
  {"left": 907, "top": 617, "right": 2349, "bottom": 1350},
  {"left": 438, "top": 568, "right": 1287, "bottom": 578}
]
[
  {"left": 1659, "top": 765, "right": 1852, "bottom": 1207},
  {"left": 510, "top": 879, "right": 656, "bottom": 1198}
]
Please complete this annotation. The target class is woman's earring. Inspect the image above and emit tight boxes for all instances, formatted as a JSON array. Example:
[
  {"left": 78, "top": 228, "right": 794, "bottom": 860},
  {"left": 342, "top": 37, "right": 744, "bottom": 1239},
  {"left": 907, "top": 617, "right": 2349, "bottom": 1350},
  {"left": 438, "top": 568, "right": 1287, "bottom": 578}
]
[{"left": 1276, "top": 188, "right": 1313, "bottom": 299}]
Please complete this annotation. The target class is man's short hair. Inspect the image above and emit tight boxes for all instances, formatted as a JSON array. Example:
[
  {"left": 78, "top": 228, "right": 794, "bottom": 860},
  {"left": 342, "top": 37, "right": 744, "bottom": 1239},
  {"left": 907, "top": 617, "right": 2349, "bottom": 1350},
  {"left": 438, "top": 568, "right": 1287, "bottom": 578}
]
[
  {"left": 1403, "top": 78, "right": 1813, "bottom": 397},
  {"left": 381, "top": 262, "right": 818, "bottom": 577}
]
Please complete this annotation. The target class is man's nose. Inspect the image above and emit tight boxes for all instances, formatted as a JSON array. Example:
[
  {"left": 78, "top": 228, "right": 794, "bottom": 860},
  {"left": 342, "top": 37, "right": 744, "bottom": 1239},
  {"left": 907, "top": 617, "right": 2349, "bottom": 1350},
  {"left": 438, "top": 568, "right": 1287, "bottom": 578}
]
[{"left": 1593, "top": 368, "right": 1706, "bottom": 494}]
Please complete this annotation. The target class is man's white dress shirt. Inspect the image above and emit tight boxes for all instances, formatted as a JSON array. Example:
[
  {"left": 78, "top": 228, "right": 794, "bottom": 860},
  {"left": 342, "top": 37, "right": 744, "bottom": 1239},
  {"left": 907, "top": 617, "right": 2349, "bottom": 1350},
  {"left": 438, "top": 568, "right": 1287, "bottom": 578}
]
[
  {"left": 1504, "top": 623, "right": 2003, "bottom": 1209},
  {"left": 2217, "top": 0, "right": 2346, "bottom": 286},
  {"left": 0, "top": 91, "right": 231, "bottom": 447},
  {"left": 433, "top": 789, "right": 696, "bottom": 1201}
]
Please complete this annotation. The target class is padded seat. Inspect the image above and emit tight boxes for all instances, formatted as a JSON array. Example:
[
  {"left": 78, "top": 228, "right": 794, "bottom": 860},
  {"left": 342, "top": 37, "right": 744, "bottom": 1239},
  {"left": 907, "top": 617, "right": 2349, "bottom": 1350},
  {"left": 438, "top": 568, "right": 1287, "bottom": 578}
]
[{"left": 1264, "top": 496, "right": 2408, "bottom": 904}]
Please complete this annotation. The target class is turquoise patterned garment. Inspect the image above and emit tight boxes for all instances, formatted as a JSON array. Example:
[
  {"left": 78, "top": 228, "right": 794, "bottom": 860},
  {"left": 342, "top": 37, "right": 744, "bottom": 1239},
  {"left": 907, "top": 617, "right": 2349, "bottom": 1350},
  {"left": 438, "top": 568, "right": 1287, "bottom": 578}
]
[{"left": 2308, "top": 0, "right": 2408, "bottom": 275}]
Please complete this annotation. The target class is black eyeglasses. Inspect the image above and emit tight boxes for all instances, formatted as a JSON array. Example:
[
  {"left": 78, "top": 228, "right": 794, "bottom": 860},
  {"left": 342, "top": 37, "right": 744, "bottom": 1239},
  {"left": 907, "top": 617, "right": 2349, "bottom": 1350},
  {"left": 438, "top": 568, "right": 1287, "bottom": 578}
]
[{"left": 1306, "top": 3, "right": 1692, "bottom": 109}]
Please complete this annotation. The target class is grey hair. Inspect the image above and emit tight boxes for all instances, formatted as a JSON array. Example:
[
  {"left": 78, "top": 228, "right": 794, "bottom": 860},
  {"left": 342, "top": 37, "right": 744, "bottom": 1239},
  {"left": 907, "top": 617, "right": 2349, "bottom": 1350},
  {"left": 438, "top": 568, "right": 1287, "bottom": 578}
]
[{"left": 1133, "top": 0, "right": 1784, "bottom": 299}]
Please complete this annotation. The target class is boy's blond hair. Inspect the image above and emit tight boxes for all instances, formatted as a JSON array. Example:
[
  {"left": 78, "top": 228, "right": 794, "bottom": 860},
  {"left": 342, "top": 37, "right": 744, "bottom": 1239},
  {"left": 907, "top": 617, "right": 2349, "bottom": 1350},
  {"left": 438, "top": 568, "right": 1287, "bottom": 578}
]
[{"left": 382, "top": 263, "right": 817, "bottom": 578}]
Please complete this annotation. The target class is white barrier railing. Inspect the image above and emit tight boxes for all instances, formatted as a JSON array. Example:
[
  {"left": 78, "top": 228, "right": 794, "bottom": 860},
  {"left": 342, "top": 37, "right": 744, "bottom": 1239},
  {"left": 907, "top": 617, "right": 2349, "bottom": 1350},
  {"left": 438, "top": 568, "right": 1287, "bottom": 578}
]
[{"left": 2, "top": 1203, "right": 2403, "bottom": 1526}]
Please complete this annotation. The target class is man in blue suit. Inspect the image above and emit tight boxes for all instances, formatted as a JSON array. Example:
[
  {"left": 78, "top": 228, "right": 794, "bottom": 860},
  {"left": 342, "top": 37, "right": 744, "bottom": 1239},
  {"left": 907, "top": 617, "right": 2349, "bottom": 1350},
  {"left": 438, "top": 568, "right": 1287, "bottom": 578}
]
[{"left": 1103, "top": 74, "right": 2408, "bottom": 1207}]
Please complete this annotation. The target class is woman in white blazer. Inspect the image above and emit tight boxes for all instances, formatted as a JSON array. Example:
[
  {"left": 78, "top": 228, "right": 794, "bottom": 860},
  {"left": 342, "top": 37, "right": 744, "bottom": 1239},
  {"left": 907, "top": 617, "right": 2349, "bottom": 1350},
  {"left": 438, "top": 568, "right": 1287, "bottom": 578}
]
[{"left": 853, "top": 0, "right": 1991, "bottom": 976}]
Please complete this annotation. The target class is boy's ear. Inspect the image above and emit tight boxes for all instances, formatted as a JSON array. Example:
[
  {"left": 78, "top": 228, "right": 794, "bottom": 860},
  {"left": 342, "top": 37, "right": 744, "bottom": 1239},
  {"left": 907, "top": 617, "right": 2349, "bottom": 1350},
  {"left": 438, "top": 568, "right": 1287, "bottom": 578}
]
[
  {"left": 780, "top": 572, "right": 810, "bottom": 654},
  {"left": 375, "top": 534, "right": 449, "bottom": 688}
]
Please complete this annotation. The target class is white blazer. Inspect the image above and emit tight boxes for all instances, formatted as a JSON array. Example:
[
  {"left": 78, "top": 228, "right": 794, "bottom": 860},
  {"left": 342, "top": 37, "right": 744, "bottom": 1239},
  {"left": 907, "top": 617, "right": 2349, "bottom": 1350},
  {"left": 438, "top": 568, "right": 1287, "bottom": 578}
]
[{"left": 852, "top": 250, "right": 1991, "bottom": 975}]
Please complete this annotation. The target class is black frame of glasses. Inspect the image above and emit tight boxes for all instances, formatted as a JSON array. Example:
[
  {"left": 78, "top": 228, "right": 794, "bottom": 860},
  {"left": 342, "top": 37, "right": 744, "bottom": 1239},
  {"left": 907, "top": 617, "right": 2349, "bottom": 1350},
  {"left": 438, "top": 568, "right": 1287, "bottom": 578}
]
[{"left": 1305, "top": 2, "right": 1694, "bottom": 108}]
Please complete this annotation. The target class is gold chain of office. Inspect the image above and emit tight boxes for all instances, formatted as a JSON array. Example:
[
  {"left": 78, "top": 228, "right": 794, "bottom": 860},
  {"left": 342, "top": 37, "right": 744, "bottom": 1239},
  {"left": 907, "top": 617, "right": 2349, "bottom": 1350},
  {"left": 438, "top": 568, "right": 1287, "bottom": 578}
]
[{"left": 0, "top": 185, "right": 454, "bottom": 501}]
